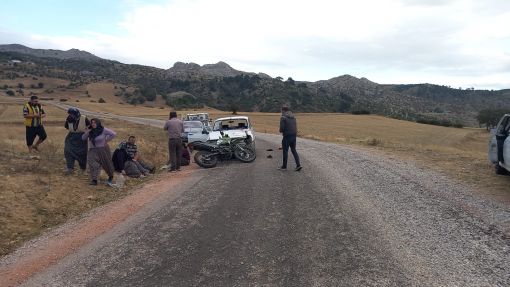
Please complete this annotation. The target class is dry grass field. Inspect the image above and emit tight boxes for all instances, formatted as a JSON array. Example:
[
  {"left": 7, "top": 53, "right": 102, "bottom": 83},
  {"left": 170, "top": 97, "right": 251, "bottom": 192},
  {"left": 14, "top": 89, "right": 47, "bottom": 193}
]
[{"left": 0, "top": 102, "right": 169, "bottom": 256}]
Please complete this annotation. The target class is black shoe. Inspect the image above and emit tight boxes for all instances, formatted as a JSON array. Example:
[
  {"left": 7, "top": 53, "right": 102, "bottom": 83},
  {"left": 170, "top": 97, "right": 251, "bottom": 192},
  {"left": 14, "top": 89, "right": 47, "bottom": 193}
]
[
  {"left": 89, "top": 180, "right": 98, "bottom": 186},
  {"left": 278, "top": 166, "right": 287, "bottom": 170},
  {"left": 295, "top": 166, "right": 302, "bottom": 171}
]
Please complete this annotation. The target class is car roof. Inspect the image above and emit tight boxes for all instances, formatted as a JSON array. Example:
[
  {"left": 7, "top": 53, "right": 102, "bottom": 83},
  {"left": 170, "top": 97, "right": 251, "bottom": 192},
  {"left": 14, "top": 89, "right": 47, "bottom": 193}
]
[{"left": 214, "top": 116, "right": 250, "bottom": 121}]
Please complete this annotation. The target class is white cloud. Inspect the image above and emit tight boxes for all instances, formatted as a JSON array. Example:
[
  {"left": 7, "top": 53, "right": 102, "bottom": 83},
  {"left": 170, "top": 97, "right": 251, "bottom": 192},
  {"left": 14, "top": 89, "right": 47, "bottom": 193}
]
[{"left": 1, "top": 0, "right": 510, "bottom": 89}]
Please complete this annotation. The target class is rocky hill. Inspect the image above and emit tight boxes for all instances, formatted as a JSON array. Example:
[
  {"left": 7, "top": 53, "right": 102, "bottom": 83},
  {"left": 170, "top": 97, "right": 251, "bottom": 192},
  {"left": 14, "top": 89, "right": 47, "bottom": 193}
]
[
  {"left": 0, "top": 44, "right": 101, "bottom": 61},
  {"left": 1, "top": 44, "right": 510, "bottom": 126}
]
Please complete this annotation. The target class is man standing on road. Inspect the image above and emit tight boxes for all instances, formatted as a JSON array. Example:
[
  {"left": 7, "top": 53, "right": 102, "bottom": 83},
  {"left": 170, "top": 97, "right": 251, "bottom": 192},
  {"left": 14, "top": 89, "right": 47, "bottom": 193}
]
[
  {"left": 278, "top": 106, "right": 302, "bottom": 171},
  {"left": 23, "top": 95, "right": 47, "bottom": 153},
  {"left": 164, "top": 111, "right": 184, "bottom": 172}
]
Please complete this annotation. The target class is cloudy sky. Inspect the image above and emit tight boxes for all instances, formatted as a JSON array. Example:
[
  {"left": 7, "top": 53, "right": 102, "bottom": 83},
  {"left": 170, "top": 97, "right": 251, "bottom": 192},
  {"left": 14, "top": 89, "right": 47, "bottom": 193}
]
[{"left": 1, "top": 0, "right": 509, "bottom": 89}]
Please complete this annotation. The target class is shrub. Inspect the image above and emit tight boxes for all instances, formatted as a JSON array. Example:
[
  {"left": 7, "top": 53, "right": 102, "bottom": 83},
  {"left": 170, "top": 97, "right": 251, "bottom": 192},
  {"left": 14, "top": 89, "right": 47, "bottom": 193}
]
[
  {"left": 59, "top": 98, "right": 68, "bottom": 102},
  {"left": 38, "top": 82, "right": 44, "bottom": 89},
  {"left": 366, "top": 138, "right": 381, "bottom": 146},
  {"left": 98, "top": 98, "right": 106, "bottom": 103},
  {"left": 351, "top": 110, "right": 371, "bottom": 115},
  {"left": 6, "top": 90, "right": 15, "bottom": 96},
  {"left": 18, "top": 83, "right": 24, "bottom": 89}
]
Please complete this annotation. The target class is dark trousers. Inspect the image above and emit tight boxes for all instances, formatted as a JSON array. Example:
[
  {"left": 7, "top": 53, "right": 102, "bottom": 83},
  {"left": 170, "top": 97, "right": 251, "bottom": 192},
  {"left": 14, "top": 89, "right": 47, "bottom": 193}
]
[
  {"left": 168, "top": 138, "right": 183, "bottom": 171},
  {"left": 282, "top": 134, "right": 300, "bottom": 168},
  {"left": 26, "top": 126, "right": 47, "bottom": 146}
]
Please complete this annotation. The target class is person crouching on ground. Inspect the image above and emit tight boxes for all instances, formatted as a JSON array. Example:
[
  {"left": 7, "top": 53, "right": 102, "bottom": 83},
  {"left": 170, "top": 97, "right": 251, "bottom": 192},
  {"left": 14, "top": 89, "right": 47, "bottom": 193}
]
[
  {"left": 64, "top": 107, "right": 89, "bottom": 175},
  {"left": 278, "top": 106, "right": 302, "bottom": 171},
  {"left": 181, "top": 143, "right": 191, "bottom": 166},
  {"left": 115, "top": 136, "right": 155, "bottom": 178},
  {"left": 82, "top": 118, "right": 116, "bottom": 186},
  {"left": 23, "top": 95, "right": 47, "bottom": 153},
  {"left": 164, "top": 111, "right": 184, "bottom": 172}
]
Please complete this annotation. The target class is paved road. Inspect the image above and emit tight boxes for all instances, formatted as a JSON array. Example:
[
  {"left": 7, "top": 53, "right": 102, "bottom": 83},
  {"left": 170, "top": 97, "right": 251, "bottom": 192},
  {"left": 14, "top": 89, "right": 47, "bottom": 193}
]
[{"left": 20, "top": 132, "right": 510, "bottom": 286}]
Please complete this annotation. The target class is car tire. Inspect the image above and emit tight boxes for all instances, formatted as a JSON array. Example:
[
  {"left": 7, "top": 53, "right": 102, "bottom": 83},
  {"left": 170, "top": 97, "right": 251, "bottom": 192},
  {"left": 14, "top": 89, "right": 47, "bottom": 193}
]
[{"left": 495, "top": 164, "right": 508, "bottom": 175}]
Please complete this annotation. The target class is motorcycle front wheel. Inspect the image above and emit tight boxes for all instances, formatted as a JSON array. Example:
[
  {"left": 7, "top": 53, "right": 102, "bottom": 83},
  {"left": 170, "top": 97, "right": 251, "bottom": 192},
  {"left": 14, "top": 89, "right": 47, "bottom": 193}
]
[
  {"left": 234, "top": 146, "right": 256, "bottom": 163},
  {"left": 194, "top": 151, "right": 218, "bottom": 168}
]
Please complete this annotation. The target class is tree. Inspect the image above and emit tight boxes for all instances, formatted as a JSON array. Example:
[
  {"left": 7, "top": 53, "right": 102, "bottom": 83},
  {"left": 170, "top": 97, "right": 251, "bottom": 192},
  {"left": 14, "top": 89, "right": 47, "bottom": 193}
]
[
  {"left": 477, "top": 109, "right": 510, "bottom": 130},
  {"left": 286, "top": 77, "right": 295, "bottom": 85},
  {"left": 229, "top": 102, "right": 239, "bottom": 115},
  {"left": 140, "top": 87, "right": 157, "bottom": 101},
  {"left": 275, "top": 76, "right": 283, "bottom": 81}
]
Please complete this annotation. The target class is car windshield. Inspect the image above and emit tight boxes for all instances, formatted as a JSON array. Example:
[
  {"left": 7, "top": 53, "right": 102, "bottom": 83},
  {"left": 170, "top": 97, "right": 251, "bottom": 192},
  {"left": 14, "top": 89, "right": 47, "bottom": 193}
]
[
  {"left": 183, "top": 121, "right": 203, "bottom": 129},
  {"left": 213, "top": 119, "right": 249, "bottom": 131}
]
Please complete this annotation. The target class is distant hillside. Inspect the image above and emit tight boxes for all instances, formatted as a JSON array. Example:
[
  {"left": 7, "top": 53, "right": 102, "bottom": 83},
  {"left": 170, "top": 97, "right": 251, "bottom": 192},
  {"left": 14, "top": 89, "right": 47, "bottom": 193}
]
[
  {"left": 0, "top": 44, "right": 101, "bottom": 61},
  {"left": 1, "top": 44, "right": 510, "bottom": 126}
]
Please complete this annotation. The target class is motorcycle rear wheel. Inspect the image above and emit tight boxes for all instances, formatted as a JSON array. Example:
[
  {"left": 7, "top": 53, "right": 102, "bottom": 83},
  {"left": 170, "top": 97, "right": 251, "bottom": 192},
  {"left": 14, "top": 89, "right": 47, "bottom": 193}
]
[
  {"left": 234, "top": 146, "right": 256, "bottom": 163},
  {"left": 194, "top": 151, "right": 218, "bottom": 168}
]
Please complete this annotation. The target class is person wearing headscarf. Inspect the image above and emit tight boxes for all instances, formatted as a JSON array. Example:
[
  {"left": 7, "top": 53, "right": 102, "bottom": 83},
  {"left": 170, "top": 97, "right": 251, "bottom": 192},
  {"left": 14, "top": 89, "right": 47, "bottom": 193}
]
[
  {"left": 64, "top": 107, "right": 89, "bottom": 175},
  {"left": 82, "top": 118, "right": 116, "bottom": 186}
]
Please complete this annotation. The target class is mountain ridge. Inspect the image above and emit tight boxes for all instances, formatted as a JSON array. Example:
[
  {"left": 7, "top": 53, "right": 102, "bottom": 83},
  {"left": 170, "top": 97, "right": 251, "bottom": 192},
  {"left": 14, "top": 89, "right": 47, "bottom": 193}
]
[
  {"left": 0, "top": 44, "right": 101, "bottom": 61},
  {"left": 1, "top": 43, "right": 510, "bottom": 126}
]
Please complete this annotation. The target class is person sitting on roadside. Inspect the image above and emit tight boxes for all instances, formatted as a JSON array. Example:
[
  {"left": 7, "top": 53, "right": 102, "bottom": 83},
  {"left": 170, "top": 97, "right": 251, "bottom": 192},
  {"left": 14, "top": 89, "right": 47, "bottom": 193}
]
[
  {"left": 64, "top": 107, "right": 89, "bottom": 175},
  {"left": 82, "top": 118, "right": 116, "bottom": 186},
  {"left": 23, "top": 95, "right": 47, "bottom": 153},
  {"left": 114, "top": 136, "right": 155, "bottom": 178}
]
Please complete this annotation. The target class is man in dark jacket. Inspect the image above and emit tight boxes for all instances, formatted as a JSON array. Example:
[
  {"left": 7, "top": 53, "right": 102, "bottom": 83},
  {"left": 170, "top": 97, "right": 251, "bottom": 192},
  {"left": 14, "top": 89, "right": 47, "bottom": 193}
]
[{"left": 279, "top": 106, "right": 302, "bottom": 171}]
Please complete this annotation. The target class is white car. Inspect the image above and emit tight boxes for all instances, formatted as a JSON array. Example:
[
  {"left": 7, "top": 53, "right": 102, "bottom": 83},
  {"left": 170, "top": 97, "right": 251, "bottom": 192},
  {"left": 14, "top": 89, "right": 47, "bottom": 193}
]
[
  {"left": 208, "top": 116, "right": 255, "bottom": 145},
  {"left": 182, "top": 121, "right": 211, "bottom": 143},
  {"left": 488, "top": 114, "right": 510, "bottom": 174},
  {"left": 184, "top": 113, "right": 210, "bottom": 127}
]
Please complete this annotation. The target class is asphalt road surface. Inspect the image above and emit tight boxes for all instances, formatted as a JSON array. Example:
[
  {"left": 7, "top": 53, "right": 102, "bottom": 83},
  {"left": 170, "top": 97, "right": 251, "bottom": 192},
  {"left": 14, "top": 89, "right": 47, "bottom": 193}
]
[{"left": 20, "top": 132, "right": 509, "bottom": 287}]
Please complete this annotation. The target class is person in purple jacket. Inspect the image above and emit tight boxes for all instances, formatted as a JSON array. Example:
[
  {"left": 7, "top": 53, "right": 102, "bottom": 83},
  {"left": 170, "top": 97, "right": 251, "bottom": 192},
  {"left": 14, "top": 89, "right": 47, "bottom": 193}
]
[{"left": 82, "top": 118, "right": 116, "bottom": 186}]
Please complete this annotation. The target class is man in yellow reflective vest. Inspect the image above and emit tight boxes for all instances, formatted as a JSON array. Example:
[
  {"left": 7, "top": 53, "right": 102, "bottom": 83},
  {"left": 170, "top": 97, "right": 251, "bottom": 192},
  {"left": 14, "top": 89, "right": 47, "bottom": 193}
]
[{"left": 23, "top": 95, "right": 47, "bottom": 153}]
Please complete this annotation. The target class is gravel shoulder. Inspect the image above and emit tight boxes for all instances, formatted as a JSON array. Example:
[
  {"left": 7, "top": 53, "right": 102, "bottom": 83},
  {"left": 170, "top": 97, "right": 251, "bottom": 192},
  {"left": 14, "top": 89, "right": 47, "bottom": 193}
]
[{"left": 15, "top": 133, "right": 510, "bottom": 287}]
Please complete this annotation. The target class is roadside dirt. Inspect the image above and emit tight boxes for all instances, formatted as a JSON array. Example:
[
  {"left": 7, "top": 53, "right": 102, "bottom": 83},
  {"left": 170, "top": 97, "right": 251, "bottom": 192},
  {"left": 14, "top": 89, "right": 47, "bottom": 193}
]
[{"left": 0, "top": 167, "right": 197, "bottom": 287}]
